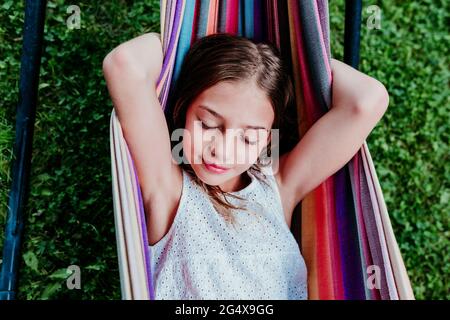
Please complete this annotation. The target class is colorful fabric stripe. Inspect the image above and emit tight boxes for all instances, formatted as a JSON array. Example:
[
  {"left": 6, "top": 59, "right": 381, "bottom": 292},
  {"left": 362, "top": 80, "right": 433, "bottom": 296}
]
[{"left": 109, "top": 0, "right": 415, "bottom": 300}]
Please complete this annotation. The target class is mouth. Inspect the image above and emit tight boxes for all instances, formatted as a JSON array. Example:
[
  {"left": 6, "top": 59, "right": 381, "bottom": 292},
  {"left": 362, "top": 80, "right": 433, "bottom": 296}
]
[{"left": 202, "top": 159, "right": 231, "bottom": 174}]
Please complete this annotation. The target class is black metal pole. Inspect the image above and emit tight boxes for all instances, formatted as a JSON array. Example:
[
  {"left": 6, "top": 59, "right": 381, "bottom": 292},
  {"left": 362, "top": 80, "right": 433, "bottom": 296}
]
[
  {"left": 344, "top": 0, "right": 362, "bottom": 69},
  {"left": 0, "top": 0, "right": 47, "bottom": 300}
]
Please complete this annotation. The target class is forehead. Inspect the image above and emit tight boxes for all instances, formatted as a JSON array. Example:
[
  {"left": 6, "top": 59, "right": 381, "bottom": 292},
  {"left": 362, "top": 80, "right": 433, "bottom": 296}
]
[{"left": 190, "top": 80, "right": 274, "bottom": 127}]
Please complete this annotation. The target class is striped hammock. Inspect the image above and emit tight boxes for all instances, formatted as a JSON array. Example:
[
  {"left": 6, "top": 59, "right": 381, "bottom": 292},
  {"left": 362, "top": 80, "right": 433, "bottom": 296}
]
[{"left": 109, "top": 0, "right": 414, "bottom": 300}]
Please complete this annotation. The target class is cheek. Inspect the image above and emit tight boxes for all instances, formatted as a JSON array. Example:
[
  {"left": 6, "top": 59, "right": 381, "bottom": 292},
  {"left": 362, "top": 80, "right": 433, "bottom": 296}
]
[
  {"left": 234, "top": 144, "right": 261, "bottom": 167},
  {"left": 193, "top": 130, "right": 205, "bottom": 161},
  {"left": 252, "top": 142, "right": 270, "bottom": 164},
  {"left": 183, "top": 122, "right": 204, "bottom": 164},
  {"left": 182, "top": 135, "right": 192, "bottom": 163}
]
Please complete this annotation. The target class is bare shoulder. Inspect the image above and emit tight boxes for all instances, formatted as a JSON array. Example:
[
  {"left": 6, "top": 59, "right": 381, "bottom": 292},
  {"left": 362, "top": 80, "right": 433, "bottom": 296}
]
[
  {"left": 273, "top": 153, "right": 299, "bottom": 229},
  {"left": 146, "top": 164, "right": 183, "bottom": 246}
]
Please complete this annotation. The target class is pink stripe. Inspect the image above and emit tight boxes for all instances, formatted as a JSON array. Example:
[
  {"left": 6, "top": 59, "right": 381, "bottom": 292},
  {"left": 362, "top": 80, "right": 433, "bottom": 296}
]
[
  {"left": 353, "top": 154, "right": 379, "bottom": 299},
  {"left": 292, "top": 5, "right": 314, "bottom": 126}
]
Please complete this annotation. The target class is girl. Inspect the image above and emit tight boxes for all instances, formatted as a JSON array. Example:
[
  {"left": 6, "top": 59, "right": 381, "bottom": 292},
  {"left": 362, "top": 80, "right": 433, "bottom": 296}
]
[{"left": 103, "top": 32, "right": 389, "bottom": 300}]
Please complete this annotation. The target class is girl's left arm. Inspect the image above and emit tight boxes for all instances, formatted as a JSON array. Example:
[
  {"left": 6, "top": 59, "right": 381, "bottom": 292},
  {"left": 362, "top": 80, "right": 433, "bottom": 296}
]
[{"left": 278, "top": 58, "right": 389, "bottom": 216}]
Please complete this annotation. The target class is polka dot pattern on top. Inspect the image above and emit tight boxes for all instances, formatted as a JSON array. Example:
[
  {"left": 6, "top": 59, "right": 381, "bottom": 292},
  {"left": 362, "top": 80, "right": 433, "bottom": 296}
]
[{"left": 148, "top": 165, "right": 308, "bottom": 300}]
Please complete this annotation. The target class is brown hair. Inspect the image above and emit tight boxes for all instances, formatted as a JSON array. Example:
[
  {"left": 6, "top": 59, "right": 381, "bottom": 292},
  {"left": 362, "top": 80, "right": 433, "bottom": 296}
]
[{"left": 169, "top": 33, "right": 294, "bottom": 226}]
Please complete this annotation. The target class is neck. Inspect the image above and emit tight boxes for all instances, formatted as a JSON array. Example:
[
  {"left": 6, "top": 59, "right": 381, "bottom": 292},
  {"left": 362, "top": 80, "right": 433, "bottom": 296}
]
[{"left": 219, "top": 172, "right": 251, "bottom": 193}]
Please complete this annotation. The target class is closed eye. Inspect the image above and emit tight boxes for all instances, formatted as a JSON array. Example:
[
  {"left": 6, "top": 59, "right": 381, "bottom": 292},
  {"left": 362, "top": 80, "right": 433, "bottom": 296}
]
[
  {"left": 200, "top": 121, "right": 219, "bottom": 130},
  {"left": 244, "top": 137, "right": 258, "bottom": 145},
  {"left": 200, "top": 120, "right": 259, "bottom": 145}
]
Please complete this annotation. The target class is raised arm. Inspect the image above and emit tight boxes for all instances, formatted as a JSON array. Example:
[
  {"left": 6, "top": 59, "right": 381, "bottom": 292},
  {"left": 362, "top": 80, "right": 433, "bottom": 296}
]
[
  {"left": 103, "top": 33, "right": 182, "bottom": 243},
  {"left": 277, "top": 58, "right": 389, "bottom": 226}
]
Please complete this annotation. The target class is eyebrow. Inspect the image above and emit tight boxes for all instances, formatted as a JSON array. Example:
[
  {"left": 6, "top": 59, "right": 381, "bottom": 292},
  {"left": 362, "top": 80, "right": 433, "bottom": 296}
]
[{"left": 198, "top": 105, "right": 269, "bottom": 130}]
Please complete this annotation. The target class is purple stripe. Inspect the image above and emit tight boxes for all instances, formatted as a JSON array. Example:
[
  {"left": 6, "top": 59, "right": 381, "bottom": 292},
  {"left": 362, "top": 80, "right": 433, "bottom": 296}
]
[
  {"left": 130, "top": 154, "right": 154, "bottom": 299},
  {"left": 335, "top": 166, "right": 366, "bottom": 299},
  {"left": 157, "top": 0, "right": 184, "bottom": 94}
]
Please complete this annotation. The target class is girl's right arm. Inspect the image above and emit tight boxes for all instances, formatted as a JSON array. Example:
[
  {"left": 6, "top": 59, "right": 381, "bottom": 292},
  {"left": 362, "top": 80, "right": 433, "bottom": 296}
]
[{"left": 102, "top": 32, "right": 182, "bottom": 245}]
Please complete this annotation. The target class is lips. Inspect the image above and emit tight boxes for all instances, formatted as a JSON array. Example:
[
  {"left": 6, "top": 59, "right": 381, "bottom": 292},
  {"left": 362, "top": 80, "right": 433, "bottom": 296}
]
[{"left": 202, "top": 159, "right": 230, "bottom": 174}]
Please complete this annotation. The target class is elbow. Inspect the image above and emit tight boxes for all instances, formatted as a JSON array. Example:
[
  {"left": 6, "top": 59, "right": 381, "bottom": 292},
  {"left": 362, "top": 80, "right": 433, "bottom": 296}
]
[
  {"left": 102, "top": 47, "right": 119, "bottom": 72},
  {"left": 103, "top": 33, "right": 163, "bottom": 82},
  {"left": 102, "top": 48, "right": 125, "bottom": 79},
  {"left": 102, "top": 51, "right": 115, "bottom": 78},
  {"left": 354, "top": 77, "right": 389, "bottom": 119},
  {"left": 102, "top": 46, "right": 146, "bottom": 81}
]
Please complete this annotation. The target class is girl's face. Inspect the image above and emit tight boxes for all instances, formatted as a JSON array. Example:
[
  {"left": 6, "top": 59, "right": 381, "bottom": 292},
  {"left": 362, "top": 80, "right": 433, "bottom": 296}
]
[{"left": 183, "top": 80, "right": 274, "bottom": 189}]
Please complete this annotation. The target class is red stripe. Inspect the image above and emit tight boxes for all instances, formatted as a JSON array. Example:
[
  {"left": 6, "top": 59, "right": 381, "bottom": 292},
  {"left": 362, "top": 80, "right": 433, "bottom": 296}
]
[
  {"left": 328, "top": 177, "right": 345, "bottom": 299},
  {"left": 191, "top": 0, "right": 200, "bottom": 43},
  {"left": 225, "top": 0, "right": 239, "bottom": 34}
]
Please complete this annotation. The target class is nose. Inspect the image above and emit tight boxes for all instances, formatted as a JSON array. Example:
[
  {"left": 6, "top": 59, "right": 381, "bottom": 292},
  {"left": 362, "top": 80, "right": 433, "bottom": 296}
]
[{"left": 206, "top": 130, "right": 239, "bottom": 166}]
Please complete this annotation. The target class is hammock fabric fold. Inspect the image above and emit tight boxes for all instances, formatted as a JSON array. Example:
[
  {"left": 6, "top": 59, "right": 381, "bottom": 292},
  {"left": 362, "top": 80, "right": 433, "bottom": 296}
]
[{"left": 109, "top": 0, "right": 414, "bottom": 300}]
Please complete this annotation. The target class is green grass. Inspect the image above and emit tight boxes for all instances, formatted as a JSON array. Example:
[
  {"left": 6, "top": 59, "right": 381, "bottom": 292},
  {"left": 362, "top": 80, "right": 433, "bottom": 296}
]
[{"left": 0, "top": 0, "right": 448, "bottom": 299}]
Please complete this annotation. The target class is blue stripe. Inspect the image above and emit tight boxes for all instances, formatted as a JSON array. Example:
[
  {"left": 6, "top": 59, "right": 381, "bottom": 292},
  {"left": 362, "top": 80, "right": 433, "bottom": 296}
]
[{"left": 172, "top": 0, "right": 196, "bottom": 86}]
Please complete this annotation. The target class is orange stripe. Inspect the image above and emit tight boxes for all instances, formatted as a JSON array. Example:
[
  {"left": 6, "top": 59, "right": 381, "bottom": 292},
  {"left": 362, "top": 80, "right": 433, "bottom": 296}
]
[
  {"left": 206, "top": 0, "right": 219, "bottom": 35},
  {"left": 316, "top": 183, "right": 334, "bottom": 299}
]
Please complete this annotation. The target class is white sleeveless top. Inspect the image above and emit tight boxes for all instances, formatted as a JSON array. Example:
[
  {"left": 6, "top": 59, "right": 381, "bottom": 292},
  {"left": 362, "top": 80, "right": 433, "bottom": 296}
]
[{"left": 148, "top": 165, "right": 308, "bottom": 300}]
